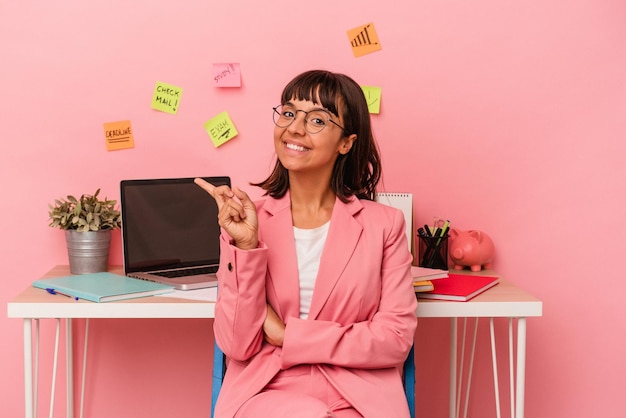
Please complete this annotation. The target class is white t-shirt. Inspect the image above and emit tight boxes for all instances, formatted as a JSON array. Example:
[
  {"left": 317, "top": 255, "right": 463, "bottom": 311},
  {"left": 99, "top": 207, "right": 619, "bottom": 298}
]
[{"left": 293, "top": 221, "right": 330, "bottom": 319}]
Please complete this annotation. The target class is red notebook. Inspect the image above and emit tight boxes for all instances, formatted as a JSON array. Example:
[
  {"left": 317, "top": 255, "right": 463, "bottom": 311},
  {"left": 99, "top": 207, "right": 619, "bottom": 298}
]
[{"left": 417, "top": 274, "right": 499, "bottom": 301}]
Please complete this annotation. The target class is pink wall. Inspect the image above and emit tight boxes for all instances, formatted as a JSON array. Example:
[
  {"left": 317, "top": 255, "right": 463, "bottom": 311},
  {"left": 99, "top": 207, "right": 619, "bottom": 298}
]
[{"left": 2, "top": 1, "right": 625, "bottom": 416}]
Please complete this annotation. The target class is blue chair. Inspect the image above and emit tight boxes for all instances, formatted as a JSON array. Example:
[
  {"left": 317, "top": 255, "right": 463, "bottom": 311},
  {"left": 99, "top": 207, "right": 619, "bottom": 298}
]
[{"left": 211, "top": 340, "right": 416, "bottom": 417}]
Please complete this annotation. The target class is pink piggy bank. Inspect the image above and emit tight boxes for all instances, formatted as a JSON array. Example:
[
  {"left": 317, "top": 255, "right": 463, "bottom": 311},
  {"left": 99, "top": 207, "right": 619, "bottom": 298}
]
[{"left": 449, "top": 228, "right": 495, "bottom": 272}]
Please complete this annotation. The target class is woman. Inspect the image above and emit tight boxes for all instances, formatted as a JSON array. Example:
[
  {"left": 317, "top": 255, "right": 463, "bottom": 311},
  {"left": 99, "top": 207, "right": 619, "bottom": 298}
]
[{"left": 195, "top": 70, "right": 417, "bottom": 417}]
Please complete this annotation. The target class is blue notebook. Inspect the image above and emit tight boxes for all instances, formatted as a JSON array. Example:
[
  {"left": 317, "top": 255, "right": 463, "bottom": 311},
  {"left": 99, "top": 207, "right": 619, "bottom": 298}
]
[{"left": 33, "top": 272, "right": 174, "bottom": 302}]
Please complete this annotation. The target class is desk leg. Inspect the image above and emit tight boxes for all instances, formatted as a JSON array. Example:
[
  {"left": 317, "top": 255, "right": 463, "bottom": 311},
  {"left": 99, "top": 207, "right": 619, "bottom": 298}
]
[
  {"left": 449, "top": 318, "right": 457, "bottom": 418},
  {"left": 508, "top": 319, "right": 515, "bottom": 418},
  {"left": 23, "top": 319, "right": 33, "bottom": 418},
  {"left": 489, "top": 318, "right": 502, "bottom": 418},
  {"left": 66, "top": 318, "right": 74, "bottom": 418},
  {"left": 516, "top": 318, "right": 527, "bottom": 418}
]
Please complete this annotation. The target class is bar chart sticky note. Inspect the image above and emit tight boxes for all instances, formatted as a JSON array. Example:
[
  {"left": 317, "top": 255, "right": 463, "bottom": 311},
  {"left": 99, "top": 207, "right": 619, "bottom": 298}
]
[{"left": 347, "top": 22, "right": 382, "bottom": 57}]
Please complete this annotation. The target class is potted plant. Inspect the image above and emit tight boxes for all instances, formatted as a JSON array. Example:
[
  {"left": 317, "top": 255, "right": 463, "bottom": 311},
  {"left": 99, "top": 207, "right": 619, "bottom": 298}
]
[{"left": 48, "top": 189, "right": 121, "bottom": 274}]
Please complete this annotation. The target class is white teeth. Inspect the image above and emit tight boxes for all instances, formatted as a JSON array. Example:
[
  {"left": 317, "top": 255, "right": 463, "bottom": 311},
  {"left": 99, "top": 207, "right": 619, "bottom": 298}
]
[{"left": 286, "top": 143, "right": 308, "bottom": 152}]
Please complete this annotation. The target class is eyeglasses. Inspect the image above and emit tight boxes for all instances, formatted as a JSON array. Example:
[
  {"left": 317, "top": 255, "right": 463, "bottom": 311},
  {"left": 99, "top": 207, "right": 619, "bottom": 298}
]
[{"left": 272, "top": 105, "right": 348, "bottom": 134}]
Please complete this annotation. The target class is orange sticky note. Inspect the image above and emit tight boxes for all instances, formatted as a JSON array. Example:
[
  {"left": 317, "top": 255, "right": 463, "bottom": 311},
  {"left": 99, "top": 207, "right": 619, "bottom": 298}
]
[
  {"left": 103, "top": 120, "right": 134, "bottom": 151},
  {"left": 347, "top": 22, "right": 382, "bottom": 57}
]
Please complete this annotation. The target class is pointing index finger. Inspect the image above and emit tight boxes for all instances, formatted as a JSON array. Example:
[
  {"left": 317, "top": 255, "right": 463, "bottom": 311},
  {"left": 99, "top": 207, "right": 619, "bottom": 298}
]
[{"left": 194, "top": 177, "right": 216, "bottom": 197}]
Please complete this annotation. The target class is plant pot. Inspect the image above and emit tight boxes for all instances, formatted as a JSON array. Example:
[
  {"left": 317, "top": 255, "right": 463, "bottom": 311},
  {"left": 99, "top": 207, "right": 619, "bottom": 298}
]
[{"left": 65, "top": 230, "right": 112, "bottom": 274}]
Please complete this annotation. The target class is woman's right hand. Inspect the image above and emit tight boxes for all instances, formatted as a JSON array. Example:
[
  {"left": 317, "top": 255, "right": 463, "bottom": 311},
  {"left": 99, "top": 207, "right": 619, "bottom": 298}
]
[{"left": 194, "top": 178, "right": 259, "bottom": 250}]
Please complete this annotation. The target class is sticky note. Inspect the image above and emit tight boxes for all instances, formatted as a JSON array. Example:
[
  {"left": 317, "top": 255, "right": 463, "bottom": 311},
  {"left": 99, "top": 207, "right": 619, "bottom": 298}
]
[
  {"left": 204, "top": 111, "right": 238, "bottom": 147},
  {"left": 212, "top": 63, "right": 242, "bottom": 87},
  {"left": 151, "top": 81, "right": 183, "bottom": 114},
  {"left": 347, "top": 22, "right": 382, "bottom": 57},
  {"left": 103, "top": 120, "right": 134, "bottom": 151},
  {"left": 361, "top": 86, "right": 382, "bottom": 114}
]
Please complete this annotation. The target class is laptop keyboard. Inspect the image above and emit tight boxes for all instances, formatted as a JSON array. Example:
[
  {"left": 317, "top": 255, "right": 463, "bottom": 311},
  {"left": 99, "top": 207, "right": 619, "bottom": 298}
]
[{"left": 152, "top": 265, "right": 219, "bottom": 278}]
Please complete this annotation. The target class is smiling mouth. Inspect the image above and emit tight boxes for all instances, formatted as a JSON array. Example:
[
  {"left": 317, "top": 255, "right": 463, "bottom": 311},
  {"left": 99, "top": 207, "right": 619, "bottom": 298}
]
[{"left": 285, "top": 142, "right": 309, "bottom": 152}]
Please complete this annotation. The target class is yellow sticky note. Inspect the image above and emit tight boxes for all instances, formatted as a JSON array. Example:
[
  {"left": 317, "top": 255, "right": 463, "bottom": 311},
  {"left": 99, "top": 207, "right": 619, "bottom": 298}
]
[
  {"left": 151, "top": 81, "right": 183, "bottom": 114},
  {"left": 361, "top": 86, "right": 382, "bottom": 114},
  {"left": 103, "top": 120, "right": 134, "bottom": 151},
  {"left": 204, "top": 112, "right": 238, "bottom": 147},
  {"left": 347, "top": 22, "right": 382, "bottom": 57}
]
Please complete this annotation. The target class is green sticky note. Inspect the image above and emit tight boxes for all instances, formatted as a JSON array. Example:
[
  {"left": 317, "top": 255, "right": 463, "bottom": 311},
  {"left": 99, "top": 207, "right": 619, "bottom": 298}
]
[
  {"left": 204, "top": 111, "right": 238, "bottom": 147},
  {"left": 361, "top": 86, "right": 381, "bottom": 114},
  {"left": 151, "top": 81, "right": 183, "bottom": 114}
]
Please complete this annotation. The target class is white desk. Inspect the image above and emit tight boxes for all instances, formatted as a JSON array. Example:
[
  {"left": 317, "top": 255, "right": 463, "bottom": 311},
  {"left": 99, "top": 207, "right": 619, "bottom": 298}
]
[
  {"left": 8, "top": 266, "right": 542, "bottom": 418},
  {"left": 417, "top": 272, "right": 543, "bottom": 418}
]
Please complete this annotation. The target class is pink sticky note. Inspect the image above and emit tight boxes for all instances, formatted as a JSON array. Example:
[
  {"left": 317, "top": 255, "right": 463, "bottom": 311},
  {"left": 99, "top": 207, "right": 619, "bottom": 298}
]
[{"left": 212, "top": 63, "right": 241, "bottom": 87}]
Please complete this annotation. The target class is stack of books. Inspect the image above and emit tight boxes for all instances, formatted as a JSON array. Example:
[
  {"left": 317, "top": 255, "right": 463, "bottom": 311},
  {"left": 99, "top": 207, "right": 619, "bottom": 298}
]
[
  {"left": 411, "top": 266, "right": 500, "bottom": 301},
  {"left": 411, "top": 266, "right": 449, "bottom": 292},
  {"left": 417, "top": 273, "right": 499, "bottom": 302}
]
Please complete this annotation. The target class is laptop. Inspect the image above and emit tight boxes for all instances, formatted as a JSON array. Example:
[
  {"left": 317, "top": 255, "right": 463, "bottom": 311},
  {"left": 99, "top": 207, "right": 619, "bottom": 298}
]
[{"left": 120, "top": 176, "right": 230, "bottom": 290}]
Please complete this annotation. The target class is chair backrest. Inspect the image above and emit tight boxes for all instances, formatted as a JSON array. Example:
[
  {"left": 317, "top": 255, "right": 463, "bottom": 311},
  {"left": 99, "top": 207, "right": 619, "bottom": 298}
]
[
  {"left": 211, "top": 339, "right": 227, "bottom": 418},
  {"left": 404, "top": 344, "right": 416, "bottom": 417},
  {"left": 210, "top": 340, "right": 416, "bottom": 418}
]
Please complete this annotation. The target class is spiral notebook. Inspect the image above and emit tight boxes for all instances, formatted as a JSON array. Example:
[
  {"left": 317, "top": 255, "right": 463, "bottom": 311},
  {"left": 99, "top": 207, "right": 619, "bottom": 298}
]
[{"left": 376, "top": 192, "right": 413, "bottom": 253}]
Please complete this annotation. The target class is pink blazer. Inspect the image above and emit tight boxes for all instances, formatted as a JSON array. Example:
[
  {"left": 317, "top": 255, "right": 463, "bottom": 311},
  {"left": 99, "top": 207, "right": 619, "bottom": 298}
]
[{"left": 213, "top": 193, "right": 418, "bottom": 417}]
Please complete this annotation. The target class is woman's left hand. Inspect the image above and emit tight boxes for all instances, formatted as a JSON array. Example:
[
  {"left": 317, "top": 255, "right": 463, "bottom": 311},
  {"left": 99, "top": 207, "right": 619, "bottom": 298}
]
[{"left": 263, "top": 304, "right": 285, "bottom": 347}]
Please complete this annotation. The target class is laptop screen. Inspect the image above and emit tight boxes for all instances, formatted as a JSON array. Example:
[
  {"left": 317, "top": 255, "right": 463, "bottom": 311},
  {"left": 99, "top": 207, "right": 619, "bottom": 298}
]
[{"left": 120, "top": 177, "right": 230, "bottom": 274}]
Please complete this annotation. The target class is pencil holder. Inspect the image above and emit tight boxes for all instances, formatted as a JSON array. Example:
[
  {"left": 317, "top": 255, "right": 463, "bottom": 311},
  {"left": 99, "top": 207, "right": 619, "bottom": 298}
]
[{"left": 418, "top": 235, "right": 449, "bottom": 270}]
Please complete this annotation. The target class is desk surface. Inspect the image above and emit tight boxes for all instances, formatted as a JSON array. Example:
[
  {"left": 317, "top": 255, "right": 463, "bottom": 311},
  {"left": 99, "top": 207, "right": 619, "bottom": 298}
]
[{"left": 8, "top": 266, "right": 542, "bottom": 319}]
